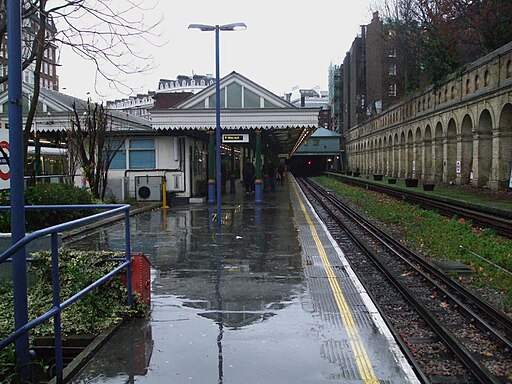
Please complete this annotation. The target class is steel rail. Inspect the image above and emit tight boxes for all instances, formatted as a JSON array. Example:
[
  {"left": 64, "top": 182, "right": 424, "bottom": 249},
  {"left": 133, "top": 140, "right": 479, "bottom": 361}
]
[
  {"left": 307, "top": 177, "right": 512, "bottom": 342},
  {"left": 326, "top": 174, "right": 512, "bottom": 238},
  {"left": 299, "top": 177, "right": 506, "bottom": 384}
]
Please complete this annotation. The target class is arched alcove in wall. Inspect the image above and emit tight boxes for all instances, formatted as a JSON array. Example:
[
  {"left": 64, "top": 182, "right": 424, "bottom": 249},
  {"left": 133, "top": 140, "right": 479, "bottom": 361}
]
[
  {"left": 446, "top": 119, "right": 458, "bottom": 183},
  {"left": 399, "top": 131, "right": 406, "bottom": 178},
  {"left": 424, "top": 125, "right": 433, "bottom": 182},
  {"left": 415, "top": 126, "right": 423, "bottom": 179},
  {"left": 497, "top": 103, "right": 512, "bottom": 188},
  {"left": 434, "top": 122, "right": 444, "bottom": 182},
  {"left": 382, "top": 136, "right": 388, "bottom": 174},
  {"left": 392, "top": 133, "right": 398, "bottom": 177},
  {"left": 460, "top": 114, "right": 474, "bottom": 184},
  {"left": 406, "top": 129, "right": 414, "bottom": 177},
  {"left": 375, "top": 138, "right": 380, "bottom": 173},
  {"left": 477, "top": 109, "right": 493, "bottom": 187}
]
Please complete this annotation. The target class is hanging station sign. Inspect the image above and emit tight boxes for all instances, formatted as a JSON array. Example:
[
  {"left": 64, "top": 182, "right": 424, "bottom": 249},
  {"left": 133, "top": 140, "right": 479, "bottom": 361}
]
[{"left": 222, "top": 134, "right": 249, "bottom": 143}]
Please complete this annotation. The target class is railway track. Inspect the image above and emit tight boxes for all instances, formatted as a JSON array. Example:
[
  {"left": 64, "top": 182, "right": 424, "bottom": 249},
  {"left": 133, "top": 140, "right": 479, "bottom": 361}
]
[
  {"left": 297, "top": 177, "right": 512, "bottom": 384},
  {"left": 325, "top": 174, "right": 512, "bottom": 238}
]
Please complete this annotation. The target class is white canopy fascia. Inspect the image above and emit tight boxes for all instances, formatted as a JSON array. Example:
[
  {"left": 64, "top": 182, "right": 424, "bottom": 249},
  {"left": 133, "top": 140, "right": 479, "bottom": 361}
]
[{"left": 151, "top": 108, "right": 319, "bottom": 131}]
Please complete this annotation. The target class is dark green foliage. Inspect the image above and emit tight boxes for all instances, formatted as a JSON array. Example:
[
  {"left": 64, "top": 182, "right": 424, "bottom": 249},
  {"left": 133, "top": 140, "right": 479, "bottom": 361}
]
[
  {"left": 0, "top": 183, "right": 96, "bottom": 232},
  {"left": 420, "top": 37, "right": 460, "bottom": 85},
  {"left": 0, "top": 248, "right": 148, "bottom": 383}
]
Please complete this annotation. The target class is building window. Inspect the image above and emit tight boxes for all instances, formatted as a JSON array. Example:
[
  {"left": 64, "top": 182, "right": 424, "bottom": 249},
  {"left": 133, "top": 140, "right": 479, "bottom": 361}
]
[
  {"left": 484, "top": 70, "right": 490, "bottom": 86},
  {"left": 129, "top": 139, "right": 155, "bottom": 169},
  {"left": 466, "top": 78, "right": 470, "bottom": 94},
  {"left": 388, "top": 48, "right": 396, "bottom": 57},
  {"left": 312, "top": 139, "right": 319, "bottom": 146},
  {"left": 388, "top": 83, "right": 396, "bottom": 97},
  {"left": 388, "top": 63, "right": 396, "bottom": 76},
  {"left": 244, "top": 88, "right": 260, "bottom": 108},
  {"left": 507, "top": 60, "right": 511, "bottom": 78},
  {"left": 226, "top": 82, "right": 242, "bottom": 108},
  {"left": 474, "top": 75, "right": 479, "bottom": 91},
  {"left": 109, "top": 139, "right": 126, "bottom": 169}
]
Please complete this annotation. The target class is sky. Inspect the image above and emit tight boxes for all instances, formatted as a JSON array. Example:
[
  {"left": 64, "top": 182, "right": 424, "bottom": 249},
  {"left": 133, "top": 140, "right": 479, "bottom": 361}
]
[{"left": 57, "top": 0, "right": 377, "bottom": 102}]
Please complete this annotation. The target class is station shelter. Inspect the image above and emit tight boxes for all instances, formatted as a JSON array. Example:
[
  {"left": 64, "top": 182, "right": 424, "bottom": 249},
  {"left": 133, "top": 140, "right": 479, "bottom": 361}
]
[
  {"left": 150, "top": 71, "right": 319, "bottom": 204},
  {"left": 0, "top": 73, "right": 319, "bottom": 204},
  {"left": 0, "top": 83, "right": 153, "bottom": 192}
]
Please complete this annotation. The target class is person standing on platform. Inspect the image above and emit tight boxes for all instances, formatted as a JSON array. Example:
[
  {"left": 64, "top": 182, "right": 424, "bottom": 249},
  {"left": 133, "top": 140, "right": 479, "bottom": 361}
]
[
  {"left": 277, "top": 161, "right": 285, "bottom": 186},
  {"left": 267, "top": 159, "right": 276, "bottom": 192},
  {"left": 242, "top": 158, "right": 255, "bottom": 194}
]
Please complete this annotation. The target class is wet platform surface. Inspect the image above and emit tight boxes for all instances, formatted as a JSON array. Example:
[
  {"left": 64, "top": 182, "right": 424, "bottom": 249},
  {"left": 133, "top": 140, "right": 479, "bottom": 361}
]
[{"left": 65, "top": 178, "right": 419, "bottom": 384}]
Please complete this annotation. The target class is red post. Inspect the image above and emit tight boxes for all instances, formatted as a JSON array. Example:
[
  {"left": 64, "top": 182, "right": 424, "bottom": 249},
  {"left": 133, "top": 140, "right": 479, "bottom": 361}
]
[{"left": 130, "top": 253, "right": 151, "bottom": 306}]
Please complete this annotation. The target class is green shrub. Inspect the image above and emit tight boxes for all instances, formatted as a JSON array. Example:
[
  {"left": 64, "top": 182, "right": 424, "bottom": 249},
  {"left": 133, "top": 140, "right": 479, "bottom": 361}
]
[
  {"left": 0, "top": 183, "right": 96, "bottom": 232},
  {"left": 0, "top": 248, "right": 148, "bottom": 383}
]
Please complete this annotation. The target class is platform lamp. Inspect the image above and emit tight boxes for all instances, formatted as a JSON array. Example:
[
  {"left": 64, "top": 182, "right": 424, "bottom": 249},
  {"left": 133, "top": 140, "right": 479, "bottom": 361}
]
[{"left": 188, "top": 22, "right": 247, "bottom": 225}]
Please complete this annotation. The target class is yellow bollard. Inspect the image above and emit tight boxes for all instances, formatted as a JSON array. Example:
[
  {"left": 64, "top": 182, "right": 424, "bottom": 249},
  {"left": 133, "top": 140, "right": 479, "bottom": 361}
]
[{"left": 162, "top": 180, "right": 169, "bottom": 208}]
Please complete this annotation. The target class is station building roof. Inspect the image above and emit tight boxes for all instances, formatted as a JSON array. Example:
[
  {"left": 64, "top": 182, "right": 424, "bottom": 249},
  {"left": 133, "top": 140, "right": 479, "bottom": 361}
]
[
  {"left": 150, "top": 71, "right": 319, "bottom": 156},
  {"left": 0, "top": 83, "right": 153, "bottom": 134}
]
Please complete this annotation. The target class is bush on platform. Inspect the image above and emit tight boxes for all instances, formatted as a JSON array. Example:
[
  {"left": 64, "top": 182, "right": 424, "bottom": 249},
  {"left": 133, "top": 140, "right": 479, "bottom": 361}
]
[
  {"left": 0, "top": 183, "right": 96, "bottom": 232},
  {"left": 0, "top": 248, "right": 149, "bottom": 383}
]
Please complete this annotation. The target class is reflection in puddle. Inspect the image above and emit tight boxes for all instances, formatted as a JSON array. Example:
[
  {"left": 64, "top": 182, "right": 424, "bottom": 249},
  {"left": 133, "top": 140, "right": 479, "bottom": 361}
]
[{"left": 66, "top": 199, "right": 304, "bottom": 382}]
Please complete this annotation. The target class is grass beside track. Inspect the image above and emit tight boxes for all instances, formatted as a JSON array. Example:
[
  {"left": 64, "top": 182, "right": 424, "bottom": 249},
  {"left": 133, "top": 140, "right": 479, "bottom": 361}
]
[{"left": 313, "top": 176, "right": 512, "bottom": 312}]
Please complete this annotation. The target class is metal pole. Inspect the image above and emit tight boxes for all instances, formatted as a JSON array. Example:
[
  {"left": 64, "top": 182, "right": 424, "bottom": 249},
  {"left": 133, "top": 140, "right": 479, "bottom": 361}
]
[
  {"left": 7, "top": 0, "right": 30, "bottom": 378},
  {"left": 215, "top": 25, "right": 222, "bottom": 225},
  {"left": 51, "top": 233, "right": 63, "bottom": 383}
]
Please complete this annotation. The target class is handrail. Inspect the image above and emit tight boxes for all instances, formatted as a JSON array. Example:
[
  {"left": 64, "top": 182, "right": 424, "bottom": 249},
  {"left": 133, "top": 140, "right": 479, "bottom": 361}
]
[
  {"left": 0, "top": 204, "right": 133, "bottom": 384},
  {"left": 0, "top": 204, "right": 128, "bottom": 263}
]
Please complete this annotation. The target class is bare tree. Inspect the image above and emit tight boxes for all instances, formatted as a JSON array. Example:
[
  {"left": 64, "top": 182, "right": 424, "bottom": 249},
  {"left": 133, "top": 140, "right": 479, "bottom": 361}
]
[
  {"left": 0, "top": 0, "right": 164, "bottom": 168},
  {"left": 375, "top": 0, "right": 512, "bottom": 84},
  {"left": 69, "top": 99, "right": 125, "bottom": 200},
  {"left": 49, "top": 0, "right": 164, "bottom": 96}
]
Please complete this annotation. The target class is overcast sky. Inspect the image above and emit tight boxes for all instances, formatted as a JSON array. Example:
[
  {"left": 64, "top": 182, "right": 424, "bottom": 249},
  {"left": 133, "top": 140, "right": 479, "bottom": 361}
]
[{"left": 57, "top": 0, "right": 376, "bottom": 102}]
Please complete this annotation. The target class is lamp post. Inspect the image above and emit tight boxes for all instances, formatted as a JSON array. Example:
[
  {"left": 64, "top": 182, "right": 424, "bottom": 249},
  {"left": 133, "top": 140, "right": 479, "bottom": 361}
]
[{"left": 188, "top": 22, "right": 246, "bottom": 225}]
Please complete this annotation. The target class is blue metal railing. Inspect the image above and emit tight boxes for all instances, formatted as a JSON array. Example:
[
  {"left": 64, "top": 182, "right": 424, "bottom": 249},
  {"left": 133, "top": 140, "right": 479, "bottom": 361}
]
[{"left": 0, "top": 204, "right": 132, "bottom": 383}]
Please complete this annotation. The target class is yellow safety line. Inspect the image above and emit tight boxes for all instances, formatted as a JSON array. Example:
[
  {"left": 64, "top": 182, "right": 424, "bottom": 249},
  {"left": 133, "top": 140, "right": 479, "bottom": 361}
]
[{"left": 292, "top": 181, "right": 380, "bottom": 384}]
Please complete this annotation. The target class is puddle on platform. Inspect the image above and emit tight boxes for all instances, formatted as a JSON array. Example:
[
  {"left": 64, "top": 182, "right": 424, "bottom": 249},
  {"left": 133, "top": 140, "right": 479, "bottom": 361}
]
[{"left": 66, "top": 200, "right": 337, "bottom": 383}]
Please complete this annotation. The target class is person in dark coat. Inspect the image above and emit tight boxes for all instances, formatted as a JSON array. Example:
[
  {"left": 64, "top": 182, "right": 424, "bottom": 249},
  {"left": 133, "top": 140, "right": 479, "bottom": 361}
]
[
  {"left": 267, "top": 159, "right": 276, "bottom": 191},
  {"left": 242, "top": 158, "right": 255, "bottom": 193},
  {"left": 277, "top": 161, "right": 285, "bottom": 186}
]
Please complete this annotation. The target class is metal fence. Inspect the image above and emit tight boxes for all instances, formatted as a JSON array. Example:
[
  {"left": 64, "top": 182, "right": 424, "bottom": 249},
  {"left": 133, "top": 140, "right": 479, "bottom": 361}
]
[{"left": 0, "top": 204, "right": 132, "bottom": 383}]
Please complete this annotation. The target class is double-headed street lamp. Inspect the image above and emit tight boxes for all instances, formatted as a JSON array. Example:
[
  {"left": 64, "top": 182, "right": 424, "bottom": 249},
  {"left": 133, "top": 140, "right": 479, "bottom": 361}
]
[{"left": 188, "top": 22, "right": 246, "bottom": 225}]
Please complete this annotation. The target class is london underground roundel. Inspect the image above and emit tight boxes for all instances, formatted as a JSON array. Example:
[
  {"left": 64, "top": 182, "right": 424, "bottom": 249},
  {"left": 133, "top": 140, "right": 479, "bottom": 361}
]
[{"left": 0, "top": 140, "right": 10, "bottom": 181}]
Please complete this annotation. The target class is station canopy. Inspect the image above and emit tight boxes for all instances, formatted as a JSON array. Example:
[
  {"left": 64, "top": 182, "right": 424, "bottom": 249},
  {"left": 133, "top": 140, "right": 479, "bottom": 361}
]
[
  {"left": 0, "top": 83, "right": 153, "bottom": 137},
  {"left": 150, "top": 72, "right": 319, "bottom": 156}
]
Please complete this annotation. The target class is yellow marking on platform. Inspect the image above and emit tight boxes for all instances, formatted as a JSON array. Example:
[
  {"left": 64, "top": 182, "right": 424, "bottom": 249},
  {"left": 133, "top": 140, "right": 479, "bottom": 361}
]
[{"left": 292, "top": 181, "right": 380, "bottom": 384}]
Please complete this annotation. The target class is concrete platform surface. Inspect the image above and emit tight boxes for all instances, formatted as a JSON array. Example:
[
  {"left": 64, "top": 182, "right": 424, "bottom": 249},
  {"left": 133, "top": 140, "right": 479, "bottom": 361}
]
[{"left": 65, "top": 178, "right": 419, "bottom": 384}]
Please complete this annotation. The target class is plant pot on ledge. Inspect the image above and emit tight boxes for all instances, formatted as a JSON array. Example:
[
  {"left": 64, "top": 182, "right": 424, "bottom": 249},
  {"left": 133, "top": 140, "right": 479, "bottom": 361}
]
[
  {"left": 422, "top": 183, "right": 435, "bottom": 191},
  {"left": 405, "top": 178, "right": 419, "bottom": 187},
  {"left": 373, "top": 174, "right": 383, "bottom": 181},
  {"left": 387, "top": 178, "right": 397, "bottom": 184}
]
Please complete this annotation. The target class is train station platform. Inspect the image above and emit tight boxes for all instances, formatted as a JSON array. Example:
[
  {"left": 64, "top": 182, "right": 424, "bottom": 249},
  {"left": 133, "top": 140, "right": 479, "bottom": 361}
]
[{"left": 65, "top": 176, "right": 420, "bottom": 384}]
